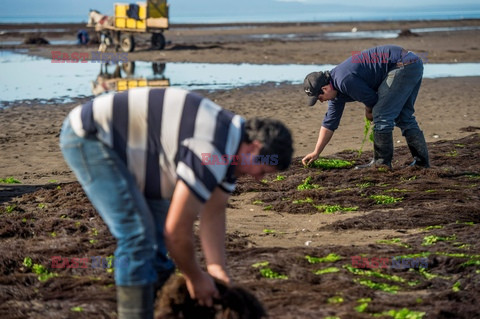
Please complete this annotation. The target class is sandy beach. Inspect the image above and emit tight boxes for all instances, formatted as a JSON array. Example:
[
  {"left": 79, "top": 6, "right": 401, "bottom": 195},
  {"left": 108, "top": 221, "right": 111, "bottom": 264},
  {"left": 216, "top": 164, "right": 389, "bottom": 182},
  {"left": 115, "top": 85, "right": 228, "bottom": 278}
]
[
  {"left": 1, "top": 19, "right": 480, "bottom": 184},
  {"left": 1, "top": 19, "right": 480, "bottom": 318}
]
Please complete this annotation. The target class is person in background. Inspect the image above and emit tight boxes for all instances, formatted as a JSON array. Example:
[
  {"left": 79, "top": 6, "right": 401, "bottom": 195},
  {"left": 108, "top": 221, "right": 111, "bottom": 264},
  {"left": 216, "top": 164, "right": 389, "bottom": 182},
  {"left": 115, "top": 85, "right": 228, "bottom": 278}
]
[
  {"left": 59, "top": 87, "right": 293, "bottom": 319},
  {"left": 302, "top": 44, "right": 429, "bottom": 169},
  {"left": 76, "top": 29, "right": 89, "bottom": 45}
]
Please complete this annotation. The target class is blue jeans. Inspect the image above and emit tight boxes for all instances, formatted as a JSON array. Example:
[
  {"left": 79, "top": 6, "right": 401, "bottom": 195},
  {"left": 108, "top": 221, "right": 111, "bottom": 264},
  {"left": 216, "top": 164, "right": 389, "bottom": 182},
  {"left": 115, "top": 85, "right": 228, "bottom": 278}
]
[
  {"left": 59, "top": 118, "right": 174, "bottom": 286},
  {"left": 372, "top": 60, "right": 424, "bottom": 135}
]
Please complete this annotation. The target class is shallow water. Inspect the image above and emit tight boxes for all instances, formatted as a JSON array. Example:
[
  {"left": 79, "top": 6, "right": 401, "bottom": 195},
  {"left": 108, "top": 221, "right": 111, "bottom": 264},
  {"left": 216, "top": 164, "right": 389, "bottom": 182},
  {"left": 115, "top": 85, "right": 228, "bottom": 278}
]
[
  {"left": 1, "top": 50, "right": 479, "bottom": 107},
  {"left": 0, "top": 40, "right": 78, "bottom": 45},
  {"left": 249, "top": 26, "right": 480, "bottom": 40},
  {"left": 0, "top": 28, "right": 70, "bottom": 33},
  {"left": 325, "top": 25, "right": 480, "bottom": 39}
]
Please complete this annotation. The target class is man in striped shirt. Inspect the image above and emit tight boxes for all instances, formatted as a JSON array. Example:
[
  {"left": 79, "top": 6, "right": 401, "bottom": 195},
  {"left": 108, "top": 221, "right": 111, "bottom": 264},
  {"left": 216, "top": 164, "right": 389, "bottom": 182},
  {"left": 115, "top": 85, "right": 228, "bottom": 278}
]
[{"left": 60, "top": 87, "right": 293, "bottom": 318}]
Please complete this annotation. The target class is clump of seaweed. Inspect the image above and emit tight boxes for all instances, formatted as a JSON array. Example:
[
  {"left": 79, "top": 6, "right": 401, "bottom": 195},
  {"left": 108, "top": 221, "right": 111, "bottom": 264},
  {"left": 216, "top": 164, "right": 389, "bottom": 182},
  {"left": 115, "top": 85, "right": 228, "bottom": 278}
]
[
  {"left": 297, "top": 176, "right": 321, "bottom": 190},
  {"left": 252, "top": 261, "right": 288, "bottom": 279},
  {"left": 307, "top": 158, "right": 354, "bottom": 169}
]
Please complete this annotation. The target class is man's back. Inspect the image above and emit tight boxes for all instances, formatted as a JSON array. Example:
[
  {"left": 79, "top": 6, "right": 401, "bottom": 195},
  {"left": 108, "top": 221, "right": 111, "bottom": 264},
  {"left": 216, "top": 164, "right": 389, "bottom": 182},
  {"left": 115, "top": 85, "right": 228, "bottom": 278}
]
[{"left": 68, "top": 87, "right": 244, "bottom": 201}]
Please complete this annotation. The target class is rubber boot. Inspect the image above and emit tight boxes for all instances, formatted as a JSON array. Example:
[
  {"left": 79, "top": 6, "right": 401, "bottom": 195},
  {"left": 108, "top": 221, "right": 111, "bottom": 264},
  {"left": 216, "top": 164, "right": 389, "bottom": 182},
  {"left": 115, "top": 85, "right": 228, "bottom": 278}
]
[
  {"left": 405, "top": 129, "right": 430, "bottom": 168},
  {"left": 117, "top": 285, "right": 154, "bottom": 319},
  {"left": 354, "top": 158, "right": 374, "bottom": 169},
  {"left": 373, "top": 131, "right": 394, "bottom": 168}
]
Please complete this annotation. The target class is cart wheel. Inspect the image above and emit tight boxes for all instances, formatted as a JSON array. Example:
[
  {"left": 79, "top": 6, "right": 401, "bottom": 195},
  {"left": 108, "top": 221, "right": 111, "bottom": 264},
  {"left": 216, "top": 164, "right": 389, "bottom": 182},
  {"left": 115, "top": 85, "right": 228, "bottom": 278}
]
[
  {"left": 151, "top": 33, "right": 166, "bottom": 50},
  {"left": 122, "top": 61, "right": 136, "bottom": 75},
  {"left": 120, "top": 34, "right": 135, "bottom": 52},
  {"left": 152, "top": 62, "right": 166, "bottom": 75}
]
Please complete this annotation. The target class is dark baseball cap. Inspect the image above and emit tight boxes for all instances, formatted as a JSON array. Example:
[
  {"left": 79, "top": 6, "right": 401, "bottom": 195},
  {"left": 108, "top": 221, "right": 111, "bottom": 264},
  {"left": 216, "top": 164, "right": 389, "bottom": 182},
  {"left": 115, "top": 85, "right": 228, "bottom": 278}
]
[{"left": 304, "top": 71, "right": 331, "bottom": 106}]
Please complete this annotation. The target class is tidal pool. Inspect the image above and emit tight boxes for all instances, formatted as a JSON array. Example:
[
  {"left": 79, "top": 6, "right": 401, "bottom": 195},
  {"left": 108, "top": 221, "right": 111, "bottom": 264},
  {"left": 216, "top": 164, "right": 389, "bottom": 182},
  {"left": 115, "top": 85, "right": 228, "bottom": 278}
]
[{"left": 1, "top": 50, "right": 479, "bottom": 107}]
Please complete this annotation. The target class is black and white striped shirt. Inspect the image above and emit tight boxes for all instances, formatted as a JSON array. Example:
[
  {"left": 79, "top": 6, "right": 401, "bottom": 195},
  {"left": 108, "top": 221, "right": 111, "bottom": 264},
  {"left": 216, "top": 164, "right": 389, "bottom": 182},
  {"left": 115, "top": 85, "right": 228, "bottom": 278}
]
[{"left": 68, "top": 87, "right": 245, "bottom": 202}]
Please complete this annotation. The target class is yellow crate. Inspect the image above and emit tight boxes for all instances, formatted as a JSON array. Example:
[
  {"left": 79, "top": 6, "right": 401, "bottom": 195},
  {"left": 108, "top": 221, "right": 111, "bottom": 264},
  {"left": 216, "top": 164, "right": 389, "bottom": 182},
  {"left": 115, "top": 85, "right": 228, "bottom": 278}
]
[
  {"left": 128, "top": 80, "right": 139, "bottom": 88},
  {"left": 116, "top": 78, "right": 169, "bottom": 91},
  {"left": 114, "top": 2, "right": 150, "bottom": 30},
  {"left": 115, "top": 17, "right": 126, "bottom": 28},
  {"left": 126, "top": 18, "right": 136, "bottom": 29},
  {"left": 117, "top": 80, "right": 128, "bottom": 91},
  {"left": 115, "top": 17, "right": 146, "bottom": 30},
  {"left": 139, "top": 4, "right": 146, "bottom": 19},
  {"left": 115, "top": 4, "right": 128, "bottom": 17},
  {"left": 137, "top": 20, "right": 146, "bottom": 29}
]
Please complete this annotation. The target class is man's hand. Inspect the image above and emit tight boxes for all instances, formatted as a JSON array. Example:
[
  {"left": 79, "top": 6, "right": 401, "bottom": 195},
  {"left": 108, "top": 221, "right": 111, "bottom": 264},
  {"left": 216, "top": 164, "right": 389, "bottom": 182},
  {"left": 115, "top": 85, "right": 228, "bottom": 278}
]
[
  {"left": 302, "top": 152, "right": 319, "bottom": 166},
  {"left": 165, "top": 181, "right": 219, "bottom": 306},
  {"left": 199, "top": 187, "right": 231, "bottom": 284},
  {"left": 365, "top": 107, "right": 373, "bottom": 121},
  {"left": 185, "top": 271, "right": 219, "bottom": 307},
  {"left": 207, "top": 264, "right": 231, "bottom": 284},
  {"left": 303, "top": 126, "right": 334, "bottom": 167}
]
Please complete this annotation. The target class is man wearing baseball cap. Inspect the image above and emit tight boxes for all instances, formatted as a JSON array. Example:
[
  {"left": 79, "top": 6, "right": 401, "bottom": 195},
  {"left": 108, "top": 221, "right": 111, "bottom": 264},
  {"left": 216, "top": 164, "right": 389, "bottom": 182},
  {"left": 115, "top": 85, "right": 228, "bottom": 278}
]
[{"left": 302, "top": 44, "right": 430, "bottom": 169}]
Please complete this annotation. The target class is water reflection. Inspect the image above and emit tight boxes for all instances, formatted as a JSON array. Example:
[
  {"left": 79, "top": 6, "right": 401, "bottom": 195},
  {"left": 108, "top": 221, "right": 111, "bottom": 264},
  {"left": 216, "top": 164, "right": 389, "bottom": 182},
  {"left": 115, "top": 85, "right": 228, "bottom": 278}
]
[
  {"left": 91, "top": 62, "right": 170, "bottom": 95},
  {"left": 1, "top": 50, "right": 480, "bottom": 106},
  {"left": 0, "top": 40, "right": 79, "bottom": 45}
]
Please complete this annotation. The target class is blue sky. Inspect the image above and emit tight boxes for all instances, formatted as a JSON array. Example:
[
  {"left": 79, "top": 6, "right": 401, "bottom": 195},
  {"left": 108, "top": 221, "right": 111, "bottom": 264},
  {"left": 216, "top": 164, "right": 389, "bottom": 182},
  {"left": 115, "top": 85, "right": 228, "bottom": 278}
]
[{"left": 1, "top": 0, "right": 479, "bottom": 23}]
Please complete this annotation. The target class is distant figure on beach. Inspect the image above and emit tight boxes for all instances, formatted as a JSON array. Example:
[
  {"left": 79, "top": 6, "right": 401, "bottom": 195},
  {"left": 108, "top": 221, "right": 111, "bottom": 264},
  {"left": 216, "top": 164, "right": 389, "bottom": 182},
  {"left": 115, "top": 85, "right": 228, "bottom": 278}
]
[
  {"left": 302, "top": 44, "right": 429, "bottom": 169},
  {"left": 76, "top": 29, "right": 89, "bottom": 45},
  {"left": 59, "top": 87, "right": 293, "bottom": 318}
]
